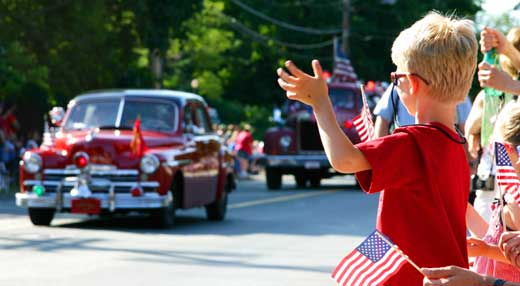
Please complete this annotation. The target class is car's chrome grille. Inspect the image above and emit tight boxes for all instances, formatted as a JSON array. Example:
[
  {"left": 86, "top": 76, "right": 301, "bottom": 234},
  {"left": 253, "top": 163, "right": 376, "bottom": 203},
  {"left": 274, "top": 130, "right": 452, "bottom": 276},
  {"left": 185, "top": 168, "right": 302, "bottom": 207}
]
[
  {"left": 32, "top": 168, "right": 157, "bottom": 194},
  {"left": 44, "top": 174, "right": 138, "bottom": 182},
  {"left": 44, "top": 185, "right": 149, "bottom": 194},
  {"left": 25, "top": 179, "right": 159, "bottom": 194},
  {"left": 44, "top": 168, "right": 139, "bottom": 182}
]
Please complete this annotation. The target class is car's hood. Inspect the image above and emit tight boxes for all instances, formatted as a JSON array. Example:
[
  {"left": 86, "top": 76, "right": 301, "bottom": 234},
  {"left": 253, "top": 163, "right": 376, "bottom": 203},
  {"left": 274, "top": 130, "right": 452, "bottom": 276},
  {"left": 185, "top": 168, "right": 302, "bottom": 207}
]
[{"left": 50, "top": 129, "right": 183, "bottom": 167}]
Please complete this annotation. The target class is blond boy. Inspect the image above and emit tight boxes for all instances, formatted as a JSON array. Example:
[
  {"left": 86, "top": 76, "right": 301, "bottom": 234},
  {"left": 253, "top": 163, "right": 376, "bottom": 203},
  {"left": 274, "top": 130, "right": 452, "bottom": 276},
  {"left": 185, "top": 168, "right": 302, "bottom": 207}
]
[{"left": 277, "top": 12, "right": 477, "bottom": 286}]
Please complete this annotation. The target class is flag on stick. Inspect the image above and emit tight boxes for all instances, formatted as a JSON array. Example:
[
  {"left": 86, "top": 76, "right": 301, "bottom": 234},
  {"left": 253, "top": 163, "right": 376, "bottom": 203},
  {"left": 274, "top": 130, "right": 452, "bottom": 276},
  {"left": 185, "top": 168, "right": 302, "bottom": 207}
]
[
  {"left": 495, "top": 142, "right": 520, "bottom": 204},
  {"left": 353, "top": 85, "right": 375, "bottom": 142},
  {"left": 130, "top": 116, "right": 147, "bottom": 158},
  {"left": 331, "top": 230, "right": 409, "bottom": 286},
  {"left": 329, "top": 37, "right": 358, "bottom": 90}
]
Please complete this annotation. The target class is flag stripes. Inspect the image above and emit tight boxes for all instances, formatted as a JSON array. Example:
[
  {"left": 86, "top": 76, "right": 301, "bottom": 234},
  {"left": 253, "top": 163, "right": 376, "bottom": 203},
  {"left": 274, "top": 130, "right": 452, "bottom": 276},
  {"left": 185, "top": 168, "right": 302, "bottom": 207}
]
[
  {"left": 495, "top": 142, "right": 520, "bottom": 205},
  {"left": 330, "top": 38, "right": 358, "bottom": 88},
  {"left": 353, "top": 88, "right": 375, "bottom": 142},
  {"left": 331, "top": 230, "right": 407, "bottom": 286}
]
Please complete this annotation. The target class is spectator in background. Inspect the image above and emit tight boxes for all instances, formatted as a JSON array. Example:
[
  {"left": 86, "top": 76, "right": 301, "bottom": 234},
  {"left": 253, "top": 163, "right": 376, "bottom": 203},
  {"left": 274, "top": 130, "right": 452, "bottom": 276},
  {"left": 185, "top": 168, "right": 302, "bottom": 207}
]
[
  {"left": 466, "top": 27, "right": 520, "bottom": 223},
  {"left": 478, "top": 27, "right": 520, "bottom": 95},
  {"left": 422, "top": 264, "right": 517, "bottom": 286},
  {"left": 2, "top": 103, "right": 19, "bottom": 140},
  {"left": 373, "top": 84, "right": 472, "bottom": 138},
  {"left": 0, "top": 130, "right": 16, "bottom": 174},
  {"left": 234, "top": 123, "right": 254, "bottom": 179},
  {"left": 224, "top": 124, "right": 237, "bottom": 148},
  {"left": 223, "top": 124, "right": 241, "bottom": 176},
  {"left": 466, "top": 102, "right": 520, "bottom": 282},
  {"left": 18, "top": 130, "right": 40, "bottom": 158}
]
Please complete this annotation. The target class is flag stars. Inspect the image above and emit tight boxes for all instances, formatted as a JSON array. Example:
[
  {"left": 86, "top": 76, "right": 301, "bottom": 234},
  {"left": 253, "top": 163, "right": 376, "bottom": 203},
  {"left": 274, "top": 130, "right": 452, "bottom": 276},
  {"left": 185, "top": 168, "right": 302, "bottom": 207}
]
[
  {"left": 357, "top": 232, "right": 391, "bottom": 262},
  {"left": 497, "top": 143, "right": 512, "bottom": 166}
]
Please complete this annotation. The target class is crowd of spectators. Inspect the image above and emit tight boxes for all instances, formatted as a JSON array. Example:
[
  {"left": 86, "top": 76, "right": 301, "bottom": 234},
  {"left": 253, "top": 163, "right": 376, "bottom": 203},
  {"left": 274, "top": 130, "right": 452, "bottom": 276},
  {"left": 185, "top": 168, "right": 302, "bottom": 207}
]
[
  {"left": 215, "top": 123, "right": 262, "bottom": 180},
  {"left": 0, "top": 102, "right": 40, "bottom": 191}
]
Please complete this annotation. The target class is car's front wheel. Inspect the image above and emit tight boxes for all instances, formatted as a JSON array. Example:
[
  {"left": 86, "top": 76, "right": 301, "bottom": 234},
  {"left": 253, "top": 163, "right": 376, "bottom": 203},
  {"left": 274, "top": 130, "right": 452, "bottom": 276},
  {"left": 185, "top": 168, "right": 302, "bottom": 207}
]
[
  {"left": 150, "top": 193, "right": 175, "bottom": 228},
  {"left": 295, "top": 174, "right": 307, "bottom": 188},
  {"left": 309, "top": 174, "right": 321, "bottom": 188},
  {"left": 28, "top": 208, "right": 55, "bottom": 226}
]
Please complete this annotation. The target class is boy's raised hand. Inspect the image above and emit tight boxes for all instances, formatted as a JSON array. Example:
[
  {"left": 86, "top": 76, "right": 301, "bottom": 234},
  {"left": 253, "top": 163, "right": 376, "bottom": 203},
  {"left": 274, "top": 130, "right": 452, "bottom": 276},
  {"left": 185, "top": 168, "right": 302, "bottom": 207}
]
[{"left": 277, "top": 60, "right": 329, "bottom": 110}]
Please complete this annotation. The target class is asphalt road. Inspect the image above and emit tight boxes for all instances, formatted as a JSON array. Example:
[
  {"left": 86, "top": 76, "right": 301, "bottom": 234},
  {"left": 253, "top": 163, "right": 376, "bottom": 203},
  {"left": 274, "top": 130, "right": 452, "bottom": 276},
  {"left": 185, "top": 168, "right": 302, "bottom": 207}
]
[{"left": 0, "top": 173, "right": 378, "bottom": 286}]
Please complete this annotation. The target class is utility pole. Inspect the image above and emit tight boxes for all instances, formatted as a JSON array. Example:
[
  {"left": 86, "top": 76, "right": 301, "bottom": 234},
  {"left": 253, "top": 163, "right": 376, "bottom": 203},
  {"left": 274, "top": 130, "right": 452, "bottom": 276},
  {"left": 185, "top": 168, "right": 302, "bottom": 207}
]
[
  {"left": 151, "top": 49, "right": 163, "bottom": 89},
  {"left": 342, "top": 0, "right": 350, "bottom": 56}
]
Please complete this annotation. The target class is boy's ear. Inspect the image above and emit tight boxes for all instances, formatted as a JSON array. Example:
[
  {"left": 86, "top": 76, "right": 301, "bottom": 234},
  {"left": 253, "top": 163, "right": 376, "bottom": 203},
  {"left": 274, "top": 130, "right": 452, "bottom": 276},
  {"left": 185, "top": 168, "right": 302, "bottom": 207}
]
[{"left": 407, "top": 74, "right": 421, "bottom": 96}]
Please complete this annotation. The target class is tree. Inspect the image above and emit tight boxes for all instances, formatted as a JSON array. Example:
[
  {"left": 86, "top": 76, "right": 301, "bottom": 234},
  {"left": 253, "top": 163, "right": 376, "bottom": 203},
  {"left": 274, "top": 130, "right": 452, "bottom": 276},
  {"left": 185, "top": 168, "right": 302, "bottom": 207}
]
[{"left": 127, "top": 0, "right": 202, "bottom": 88}]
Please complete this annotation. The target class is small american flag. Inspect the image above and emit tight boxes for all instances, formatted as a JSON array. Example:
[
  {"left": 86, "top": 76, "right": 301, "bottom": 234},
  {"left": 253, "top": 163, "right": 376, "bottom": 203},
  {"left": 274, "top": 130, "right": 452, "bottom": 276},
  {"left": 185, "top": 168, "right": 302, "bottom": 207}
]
[
  {"left": 495, "top": 142, "right": 520, "bottom": 204},
  {"left": 331, "top": 230, "right": 407, "bottom": 286},
  {"left": 130, "top": 116, "right": 147, "bottom": 158},
  {"left": 329, "top": 37, "right": 358, "bottom": 90},
  {"left": 353, "top": 88, "right": 375, "bottom": 142},
  {"left": 329, "top": 38, "right": 374, "bottom": 142}
]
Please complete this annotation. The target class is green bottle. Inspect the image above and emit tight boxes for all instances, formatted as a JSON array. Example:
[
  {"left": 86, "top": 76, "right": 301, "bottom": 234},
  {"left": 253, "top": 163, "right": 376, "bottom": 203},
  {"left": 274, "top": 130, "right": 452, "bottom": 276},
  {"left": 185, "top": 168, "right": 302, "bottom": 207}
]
[
  {"left": 483, "top": 49, "right": 503, "bottom": 97},
  {"left": 480, "top": 49, "right": 514, "bottom": 147}
]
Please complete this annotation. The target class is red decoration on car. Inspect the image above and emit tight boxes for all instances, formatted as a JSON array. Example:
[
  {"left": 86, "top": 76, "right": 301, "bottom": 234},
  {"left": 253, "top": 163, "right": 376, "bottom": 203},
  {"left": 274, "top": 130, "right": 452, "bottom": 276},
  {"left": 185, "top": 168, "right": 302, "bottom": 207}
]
[
  {"left": 131, "top": 186, "right": 143, "bottom": 197},
  {"left": 130, "top": 117, "right": 147, "bottom": 158},
  {"left": 75, "top": 155, "right": 88, "bottom": 169}
]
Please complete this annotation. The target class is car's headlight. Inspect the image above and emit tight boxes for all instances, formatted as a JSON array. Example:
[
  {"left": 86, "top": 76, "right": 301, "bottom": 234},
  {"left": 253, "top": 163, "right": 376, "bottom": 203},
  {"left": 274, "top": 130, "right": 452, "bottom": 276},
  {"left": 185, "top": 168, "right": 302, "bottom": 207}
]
[
  {"left": 23, "top": 152, "right": 42, "bottom": 174},
  {"left": 140, "top": 154, "right": 160, "bottom": 174},
  {"left": 279, "top": 135, "right": 292, "bottom": 149}
]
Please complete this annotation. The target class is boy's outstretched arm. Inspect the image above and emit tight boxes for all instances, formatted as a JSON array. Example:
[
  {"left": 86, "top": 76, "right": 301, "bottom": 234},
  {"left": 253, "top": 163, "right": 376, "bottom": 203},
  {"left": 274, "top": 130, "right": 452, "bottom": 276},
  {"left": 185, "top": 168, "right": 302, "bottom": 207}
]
[{"left": 277, "top": 60, "right": 371, "bottom": 174}]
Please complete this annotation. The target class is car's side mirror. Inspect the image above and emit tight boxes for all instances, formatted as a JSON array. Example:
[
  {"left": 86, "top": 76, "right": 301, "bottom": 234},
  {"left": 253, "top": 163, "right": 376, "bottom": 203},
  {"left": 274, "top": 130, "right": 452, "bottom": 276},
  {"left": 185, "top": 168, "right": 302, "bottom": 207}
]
[{"left": 49, "top": 106, "right": 65, "bottom": 127}]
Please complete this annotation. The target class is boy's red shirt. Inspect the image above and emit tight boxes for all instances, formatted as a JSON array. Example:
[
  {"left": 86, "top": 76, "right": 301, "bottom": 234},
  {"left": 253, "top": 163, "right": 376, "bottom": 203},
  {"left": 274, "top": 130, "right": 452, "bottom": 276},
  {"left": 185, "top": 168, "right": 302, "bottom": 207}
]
[{"left": 355, "top": 123, "right": 469, "bottom": 286}]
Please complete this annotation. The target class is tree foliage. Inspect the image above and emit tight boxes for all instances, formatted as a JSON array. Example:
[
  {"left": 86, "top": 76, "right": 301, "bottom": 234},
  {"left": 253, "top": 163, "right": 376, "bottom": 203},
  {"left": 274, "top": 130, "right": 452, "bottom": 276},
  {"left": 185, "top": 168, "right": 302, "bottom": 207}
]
[{"left": 0, "top": 0, "right": 482, "bottom": 138}]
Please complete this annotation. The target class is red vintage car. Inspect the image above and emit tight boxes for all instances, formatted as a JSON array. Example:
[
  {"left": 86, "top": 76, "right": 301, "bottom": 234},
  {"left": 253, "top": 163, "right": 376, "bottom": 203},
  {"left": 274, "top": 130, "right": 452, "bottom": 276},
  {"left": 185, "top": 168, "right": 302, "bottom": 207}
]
[{"left": 16, "top": 89, "right": 235, "bottom": 227}]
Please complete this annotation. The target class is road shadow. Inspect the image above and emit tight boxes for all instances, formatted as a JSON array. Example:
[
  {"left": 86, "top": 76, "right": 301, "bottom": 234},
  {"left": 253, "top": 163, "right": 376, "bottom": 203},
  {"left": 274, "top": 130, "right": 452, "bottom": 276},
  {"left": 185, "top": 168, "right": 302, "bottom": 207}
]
[
  {"left": 0, "top": 230, "right": 331, "bottom": 274},
  {"left": 55, "top": 213, "right": 212, "bottom": 232}
]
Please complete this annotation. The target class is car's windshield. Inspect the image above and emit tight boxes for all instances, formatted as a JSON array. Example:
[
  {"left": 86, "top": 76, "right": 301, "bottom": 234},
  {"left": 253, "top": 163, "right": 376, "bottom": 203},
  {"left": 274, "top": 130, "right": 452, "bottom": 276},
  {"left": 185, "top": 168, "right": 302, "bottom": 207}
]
[
  {"left": 120, "top": 100, "right": 177, "bottom": 132},
  {"left": 63, "top": 100, "right": 119, "bottom": 131},
  {"left": 63, "top": 99, "right": 178, "bottom": 132},
  {"left": 329, "top": 88, "right": 361, "bottom": 110}
]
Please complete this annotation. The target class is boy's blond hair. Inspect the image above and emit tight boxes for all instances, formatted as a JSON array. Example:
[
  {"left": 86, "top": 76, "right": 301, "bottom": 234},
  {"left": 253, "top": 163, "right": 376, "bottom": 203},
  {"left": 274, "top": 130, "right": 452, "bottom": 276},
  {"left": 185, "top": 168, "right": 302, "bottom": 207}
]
[
  {"left": 391, "top": 11, "right": 477, "bottom": 103},
  {"left": 500, "top": 27, "right": 520, "bottom": 79}
]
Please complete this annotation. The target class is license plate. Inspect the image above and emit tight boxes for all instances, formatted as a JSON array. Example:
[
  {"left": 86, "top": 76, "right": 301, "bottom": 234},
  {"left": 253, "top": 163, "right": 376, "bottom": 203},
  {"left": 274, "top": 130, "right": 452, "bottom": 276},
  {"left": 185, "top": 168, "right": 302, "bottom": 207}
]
[
  {"left": 304, "top": 161, "right": 320, "bottom": 169},
  {"left": 71, "top": 198, "right": 101, "bottom": 214}
]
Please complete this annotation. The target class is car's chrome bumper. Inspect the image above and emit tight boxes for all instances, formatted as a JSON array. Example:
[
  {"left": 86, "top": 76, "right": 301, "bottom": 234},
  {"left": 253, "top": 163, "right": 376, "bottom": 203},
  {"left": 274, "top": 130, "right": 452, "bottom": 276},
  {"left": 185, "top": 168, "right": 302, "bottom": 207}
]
[
  {"left": 262, "top": 154, "right": 331, "bottom": 169},
  {"left": 17, "top": 179, "right": 170, "bottom": 211},
  {"left": 16, "top": 192, "right": 172, "bottom": 210}
]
